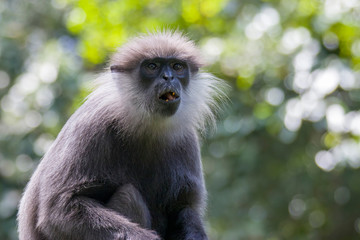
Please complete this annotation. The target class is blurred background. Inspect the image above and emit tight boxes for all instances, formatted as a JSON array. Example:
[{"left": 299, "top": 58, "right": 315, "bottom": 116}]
[{"left": 1, "top": 0, "right": 360, "bottom": 239}]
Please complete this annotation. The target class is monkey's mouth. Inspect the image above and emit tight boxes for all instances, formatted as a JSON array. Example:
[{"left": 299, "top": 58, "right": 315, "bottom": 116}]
[{"left": 159, "top": 91, "right": 180, "bottom": 102}]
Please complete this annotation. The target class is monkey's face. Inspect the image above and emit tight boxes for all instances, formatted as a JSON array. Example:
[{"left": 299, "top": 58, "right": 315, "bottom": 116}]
[{"left": 139, "top": 57, "right": 190, "bottom": 117}]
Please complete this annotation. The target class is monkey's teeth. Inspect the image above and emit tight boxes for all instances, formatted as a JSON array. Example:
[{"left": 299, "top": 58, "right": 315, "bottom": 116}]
[
  {"left": 160, "top": 91, "right": 179, "bottom": 101},
  {"left": 168, "top": 94, "right": 175, "bottom": 101}
]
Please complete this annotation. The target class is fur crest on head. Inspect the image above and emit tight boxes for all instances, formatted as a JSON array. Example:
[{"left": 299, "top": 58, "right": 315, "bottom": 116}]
[{"left": 110, "top": 30, "right": 204, "bottom": 72}]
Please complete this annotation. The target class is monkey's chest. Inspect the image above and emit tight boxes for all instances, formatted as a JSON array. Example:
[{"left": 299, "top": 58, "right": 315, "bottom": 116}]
[
  {"left": 120, "top": 143, "right": 198, "bottom": 204},
  {"left": 127, "top": 153, "right": 199, "bottom": 200},
  {"left": 131, "top": 157, "right": 195, "bottom": 203}
]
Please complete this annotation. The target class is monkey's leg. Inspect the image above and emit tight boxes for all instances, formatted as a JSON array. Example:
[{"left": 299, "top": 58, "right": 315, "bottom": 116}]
[
  {"left": 106, "top": 184, "right": 152, "bottom": 229},
  {"left": 167, "top": 207, "right": 208, "bottom": 240}
]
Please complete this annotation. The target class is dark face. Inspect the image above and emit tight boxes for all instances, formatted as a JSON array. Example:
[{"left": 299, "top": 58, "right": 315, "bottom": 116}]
[{"left": 138, "top": 57, "right": 190, "bottom": 116}]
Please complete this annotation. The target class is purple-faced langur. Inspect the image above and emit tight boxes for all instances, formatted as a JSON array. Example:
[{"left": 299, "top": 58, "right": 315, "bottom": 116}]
[{"left": 18, "top": 31, "right": 228, "bottom": 240}]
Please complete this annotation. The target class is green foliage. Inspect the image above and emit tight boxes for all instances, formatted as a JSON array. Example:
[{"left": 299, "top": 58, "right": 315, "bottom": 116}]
[{"left": 1, "top": 0, "right": 360, "bottom": 239}]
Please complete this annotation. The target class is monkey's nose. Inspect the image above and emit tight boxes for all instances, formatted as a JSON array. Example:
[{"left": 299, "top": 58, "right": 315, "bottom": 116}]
[{"left": 162, "top": 74, "right": 174, "bottom": 81}]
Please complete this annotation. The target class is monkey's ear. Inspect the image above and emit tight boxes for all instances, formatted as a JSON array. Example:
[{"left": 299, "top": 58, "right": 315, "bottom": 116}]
[
  {"left": 191, "top": 66, "right": 199, "bottom": 73},
  {"left": 110, "top": 65, "right": 124, "bottom": 73},
  {"left": 188, "top": 64, "right": 200, "bottom": 74}
]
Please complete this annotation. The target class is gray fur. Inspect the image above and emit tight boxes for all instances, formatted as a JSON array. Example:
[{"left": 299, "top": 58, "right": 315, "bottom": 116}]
[
  {"left": 18, "top": 31, "right": 227, "bottom": 240},
  {"left": 106, "top": 184, "right": 152, "bottom": 229}
]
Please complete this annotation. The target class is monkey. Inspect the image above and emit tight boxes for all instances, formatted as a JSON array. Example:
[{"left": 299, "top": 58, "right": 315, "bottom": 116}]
[{"left": 17, "top": 30, "right": 227, "bottom": 240}]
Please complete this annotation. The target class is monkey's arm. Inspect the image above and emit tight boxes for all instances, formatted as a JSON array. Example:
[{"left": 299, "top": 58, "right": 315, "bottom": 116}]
[
  {"left": 32, "top": 112, "right": 160, "bottom": 240},
  {"left": 36, "top": 180, "right": 160, "bottom": 240}
]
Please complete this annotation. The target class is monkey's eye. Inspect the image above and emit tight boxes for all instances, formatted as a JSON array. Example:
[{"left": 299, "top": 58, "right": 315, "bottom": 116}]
[
  {"left": 173, "top": 63, "right": 185, "bottom": 71},
  {"left": 147, "top": 63, "right": 158, "bottom": 71}
]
